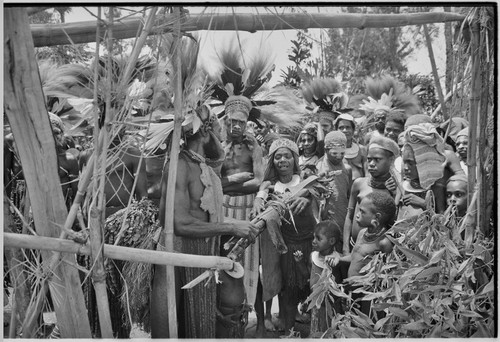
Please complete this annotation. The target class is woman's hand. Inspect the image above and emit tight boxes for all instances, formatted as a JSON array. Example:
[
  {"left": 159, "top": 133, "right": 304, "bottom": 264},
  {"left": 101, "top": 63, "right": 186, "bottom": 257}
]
[
  {"left": 289, "top": 197, "right": 310, "bottom": 215},
  {"left": 293, "top": 250, "right": 304, "bottom": 262},
  {"left": 385, "top": 177, "right": 397, "bottom": 194}
]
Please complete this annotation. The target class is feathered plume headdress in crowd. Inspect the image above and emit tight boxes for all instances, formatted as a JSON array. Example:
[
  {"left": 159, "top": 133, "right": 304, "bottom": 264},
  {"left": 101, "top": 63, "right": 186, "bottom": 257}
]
[
  {"left": 135, "top": 36, "right": 217, "bottom": 154},
  {"left": 359, "top": 75, "right": 421, "bottom": 117},
  {"left": 205, "top": 40, "right": 306, "bottom": 130},
  {"left": 301, "top": 78, "right": 351, "bottom": 123}
]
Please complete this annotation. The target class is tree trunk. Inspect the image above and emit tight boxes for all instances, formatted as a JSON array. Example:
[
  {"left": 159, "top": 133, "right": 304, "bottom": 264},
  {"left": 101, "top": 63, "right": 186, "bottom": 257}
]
[
  {"left": 30, "top": 11, "right": 466, "bottom": 47},
  {"left": 3, "top": 8, "right": 91, "bottom": 338}
]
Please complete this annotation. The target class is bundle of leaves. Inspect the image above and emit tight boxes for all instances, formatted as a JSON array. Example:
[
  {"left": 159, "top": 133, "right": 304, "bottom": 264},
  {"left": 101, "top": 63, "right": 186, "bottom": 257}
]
[
  {"left": 103, "top": 198, "right": 162, "bottom": 333},
  {"left": 307, "top": 208, "right": 494, "bottom": 338}
]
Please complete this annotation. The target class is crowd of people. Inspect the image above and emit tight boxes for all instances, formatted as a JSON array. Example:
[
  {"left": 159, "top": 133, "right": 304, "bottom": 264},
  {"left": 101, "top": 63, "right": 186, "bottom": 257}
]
[{"left": 4, "top": 44, "right": 478, "bottom": 339}]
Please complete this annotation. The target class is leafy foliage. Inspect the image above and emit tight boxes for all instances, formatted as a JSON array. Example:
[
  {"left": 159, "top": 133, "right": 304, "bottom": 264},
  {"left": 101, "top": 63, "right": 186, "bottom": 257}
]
[{"left": 306, "top": 207, "right": 494, "bottom": 338}]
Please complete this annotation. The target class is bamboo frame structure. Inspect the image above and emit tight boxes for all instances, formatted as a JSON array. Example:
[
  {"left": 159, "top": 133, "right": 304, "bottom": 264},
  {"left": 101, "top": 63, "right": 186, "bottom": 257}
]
[
  {"left": 4, "top": 8, "right": 92, "bottom": 338},
  {"left": 4, "top": 232, "right": 236, "bottom": 271},
  {"left": 29, "top": 11, "right": 466, "bottom": 47},
  {"left": 5, "top": 5, "right": 494, "bottom": 338}
]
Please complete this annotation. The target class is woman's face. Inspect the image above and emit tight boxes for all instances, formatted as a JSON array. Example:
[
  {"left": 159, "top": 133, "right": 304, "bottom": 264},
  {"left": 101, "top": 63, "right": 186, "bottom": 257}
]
[
  {"left": 273, "top": 147, "right": 295, "bottom": 176},
  {"left": 402, "top": 145, "right": 420, "bottom": 186},
  {"left": 299, "top": 133, "right": 316, "bottom": 155},
  {"left": 337, "top": 120, "right": 354, "bottom": 142}
]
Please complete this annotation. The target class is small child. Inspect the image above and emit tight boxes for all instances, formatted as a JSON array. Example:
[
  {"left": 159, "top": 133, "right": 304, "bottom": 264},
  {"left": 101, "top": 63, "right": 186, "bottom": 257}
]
[
  {"left": 446, "top": 174, "right": 468, "bottom": 219},
  {"left": 333, "top": 191, "right": 396, "bottom": 316},
  {"left": 294, "top": 221, "right": 344, "bottom": 335}
]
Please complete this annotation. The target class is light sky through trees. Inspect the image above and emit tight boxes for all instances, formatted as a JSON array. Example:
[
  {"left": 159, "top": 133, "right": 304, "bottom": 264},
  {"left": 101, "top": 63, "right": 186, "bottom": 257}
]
[{"left": 63, "top": 6, "right": 447, "bottom": 86}]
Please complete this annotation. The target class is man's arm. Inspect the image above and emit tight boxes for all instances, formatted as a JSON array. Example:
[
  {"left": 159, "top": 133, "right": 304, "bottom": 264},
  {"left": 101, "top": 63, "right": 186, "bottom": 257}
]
[
  {"left": 160, "top": 158, "right": 257, "bottom": 239},
  {"left": 444, "top": 149, "right": 466, "bottom": 175},
  {"left": 223, "top": 141, "right": 264, "bottom": 194},
  {"left": 343, "top": 179, "right": 360, "bottom": 255}
]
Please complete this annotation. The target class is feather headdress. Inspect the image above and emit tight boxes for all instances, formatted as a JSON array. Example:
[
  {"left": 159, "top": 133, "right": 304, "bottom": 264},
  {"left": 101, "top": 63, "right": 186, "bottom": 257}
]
[
  {"left": 136, "top": 36, "right": 215, "bottom": 154},
  {"left": 301, "top": 78, "right": 351, "bottom": 122},
  {"left": 360, "top": 75, "right": 421, "bottom": 117},
  {"left": 205, "top": 40, "right": 306, "bottom": 130}
]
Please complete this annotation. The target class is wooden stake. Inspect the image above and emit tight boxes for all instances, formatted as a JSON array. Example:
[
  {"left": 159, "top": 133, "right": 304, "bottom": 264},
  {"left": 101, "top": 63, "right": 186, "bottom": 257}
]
[
  {"left": 31, "top": 11, "right": 466, "bottom": 48},
  {"left": 83, "top": 6, "right": 114, "bottom": 337},
  {"left": 4, "top": 8, "right": 91, "bottom": 337},
  {"left": 467, "top": 19, "right": 480, "bottom": 230},
  {"left": 4, "top": 232, "right": 236, "bottom": 270},
  {"left": 161, "top": 7, "right": 183, "bottom": 337}
]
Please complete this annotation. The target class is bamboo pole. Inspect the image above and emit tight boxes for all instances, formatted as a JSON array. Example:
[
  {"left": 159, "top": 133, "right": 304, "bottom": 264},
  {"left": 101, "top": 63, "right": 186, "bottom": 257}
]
[
  {"left": 161, "top": 7, "right": 183, "bottom": 337},
  {"left": 467, "top": 19, "right": 480, "bottom": 230},
  {"left": 86, "top": 5, "right": 114, "bottom": 337},
  {"left": 113, "top": 7, "right": 158, "bottom": 246},
  {"left": 30, "top": 11, "right": 466, "bottom": 47},
  {"left": 4, "top": 232, "right": 236, "bottom": 270},
  {"left": 4, "top": 8, "right": 91, "bottom": 338},
  {"left": 477, "top": 20, "right": 489, "bottom": 235},
  {"left": 423, "top": 24, "right": 449, "bottom": 122}
]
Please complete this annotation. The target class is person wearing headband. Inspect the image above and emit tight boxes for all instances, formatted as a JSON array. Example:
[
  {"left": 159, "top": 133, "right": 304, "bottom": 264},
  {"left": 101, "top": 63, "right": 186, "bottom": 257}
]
[
  {"left": 251, "top": 138, "right": 316, "bottom": 336},
  {"left": 316, "top": 131, "right": 353, "bottom": 235},
  {"left": 218, "top": 94, "right": 266, "bottom": 337},
  {"left": 151, "top": 105, "right": 259, "bottom": 339},
  {"left": 343, "top": 136, "right": 399, "bottom": 255},
  {"left": 400, "top": 123, "right": 465, "bottom": 216},
  {"left": 296, "top": 122, "right": 321, "bottom": 175},
  {"left": 334, "top": 113, "right": 367, "bottom": 180}
]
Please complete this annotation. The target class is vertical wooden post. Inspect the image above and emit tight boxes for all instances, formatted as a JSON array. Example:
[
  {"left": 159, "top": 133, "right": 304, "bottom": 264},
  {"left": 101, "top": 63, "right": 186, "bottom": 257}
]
[
  {"left": 467, "top": 19, "right": 480, "bottom": 231},
  {"left": 162, "top": 6, "right": 184, "bottom": 338},
  {"left": 3, "top": 7, "right": 91, "bottom": 338},
  {"left": 423, "top": 24, "right": 449, "bottom": 122},
  {"left": 86, "top": 6, "right": 113, "bottom": 338}
]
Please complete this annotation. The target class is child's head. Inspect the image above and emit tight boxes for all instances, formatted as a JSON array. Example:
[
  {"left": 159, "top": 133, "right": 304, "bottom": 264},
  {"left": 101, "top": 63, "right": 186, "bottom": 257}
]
[
  {"left": 446, "top": 174, "right": 468, "bottom": 217},
  {"left": 312, "top": 220, "right": 341, "bottom": 255},
  {"left": 367, "top": 136, "right": 399, "bottom": 178},
  {"left": 356, "top": 191, "right": 396, "bottom": 230}
]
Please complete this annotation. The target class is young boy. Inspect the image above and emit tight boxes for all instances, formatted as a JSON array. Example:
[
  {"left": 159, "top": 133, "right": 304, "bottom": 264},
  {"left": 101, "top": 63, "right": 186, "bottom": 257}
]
[
  {"left": 446, "top": 174, "right": 468, "bottom": 219},
  {"left": 333, "top": 191, "right": 396, "bottom": 316},
  {"left": 293, "top": 221, "right": 344, "bottom": 334},
  {"left": 343, "top": 136, "right": 399, "bottom": 255}
]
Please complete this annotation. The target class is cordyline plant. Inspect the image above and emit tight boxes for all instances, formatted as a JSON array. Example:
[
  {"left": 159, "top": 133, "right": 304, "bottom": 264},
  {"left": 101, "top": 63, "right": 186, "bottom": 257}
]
[{"left": 305, "top": 206, "right": 494, "bottom": 338}]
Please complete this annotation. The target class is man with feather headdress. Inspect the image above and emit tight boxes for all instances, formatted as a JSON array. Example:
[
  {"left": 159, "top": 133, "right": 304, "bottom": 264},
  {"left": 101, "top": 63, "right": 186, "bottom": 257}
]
[
  {"left": 359, "top": 75, "right": 421, "bottom": 146},
  {"left": 206, "top": 42, "right": 306, "bottom": 337},
  {"left": 146, "top": 37, "right": 260, "bottom": 338}
]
